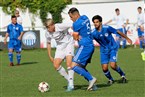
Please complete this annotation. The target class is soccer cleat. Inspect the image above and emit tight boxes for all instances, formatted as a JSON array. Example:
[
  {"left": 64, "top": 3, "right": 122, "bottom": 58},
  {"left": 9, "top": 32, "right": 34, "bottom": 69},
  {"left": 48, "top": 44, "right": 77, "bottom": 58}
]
[
  {"left": 89, "top": 84, "right": 98, "bottom": 91},
  {"left": 120, "top": 76, "right": 127, "bottom": 83},
  {"left": 141, "top": 52, "right": 145, "bottom": 61},
  {"left": 9, "top": 62, "right": 14, "bottom": 66},
  {"left": 66, "top": 85, "right": 74, "bottom": 92},
  {"left": 87, "top": 77, "right": 97, "bottom": 91},
  {"left": 16, "top": 63, "right": 20, "bottom": 66},
  {"left": 107, "top": 80, "right": 114, "bottom": 85}
]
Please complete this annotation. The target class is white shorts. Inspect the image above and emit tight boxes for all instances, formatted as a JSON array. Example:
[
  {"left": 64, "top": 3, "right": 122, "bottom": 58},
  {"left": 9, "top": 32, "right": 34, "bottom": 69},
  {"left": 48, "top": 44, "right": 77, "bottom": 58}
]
[{"left": 55, "top": 40, "right": 74, "bottom": 59}]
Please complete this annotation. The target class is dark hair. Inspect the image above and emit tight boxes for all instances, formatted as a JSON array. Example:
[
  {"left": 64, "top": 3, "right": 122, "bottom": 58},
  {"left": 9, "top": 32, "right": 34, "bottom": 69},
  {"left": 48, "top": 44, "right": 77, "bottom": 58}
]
[
  {"left": 115, "top": 8, "right": 119, "bottom": 12},
  {"left": 92, "top": 15, "right": 102, "bottom": 22},
  {"left": 11, "top": 15, "right": 17, "bottom": 19},
  {"left": 137, "top": 7, "right": 142, "bottom": 10},
  {"left": 68, "top": 7, "right": 79, "bottom": 14}
]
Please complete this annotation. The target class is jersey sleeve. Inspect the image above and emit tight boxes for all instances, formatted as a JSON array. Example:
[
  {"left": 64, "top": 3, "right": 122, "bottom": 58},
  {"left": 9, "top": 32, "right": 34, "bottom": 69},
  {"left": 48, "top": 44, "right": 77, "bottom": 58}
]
[
  {"left": 19, "top": 25, "right": 23, "bottom": 33},
  {"left": 7, "top": 25, "right": 10, "bottom": 34},
  {"left": 45, "top": 32, "right": 51, "bottom": 43},
  {"left": 108, "top": 26, "right": 118, "bottom": 34},
  {"left": 56, "top": 23, "right": 72, "bottom": 31}
]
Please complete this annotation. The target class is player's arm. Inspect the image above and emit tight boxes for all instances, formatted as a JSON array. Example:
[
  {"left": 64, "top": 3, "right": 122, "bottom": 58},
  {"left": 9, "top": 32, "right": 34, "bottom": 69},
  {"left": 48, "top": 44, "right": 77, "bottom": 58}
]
[
  {"left": 47, "top": 42, "right": 54, "bottom": 63},
  {"left": 117, "top": 30, "right": 132, "bottom": 44},
  {"left": 104, "top": 19, "right": 112, "bottom": 25},
  {"left": 18, "top": 32, "right": 24, "bottom": 40},
  {"left": 72, "top": 32, "right": 79, "bottom": 41},
  {"left": 18, "top": 26, "right": 24, "bottom": 40},
  {"left": 4, "top": 33, "right": 9, "bottom": 45}
]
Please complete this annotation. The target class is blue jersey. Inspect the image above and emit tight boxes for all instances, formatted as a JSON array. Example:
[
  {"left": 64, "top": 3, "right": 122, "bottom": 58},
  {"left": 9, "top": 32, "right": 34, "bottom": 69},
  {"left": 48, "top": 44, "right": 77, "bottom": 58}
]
[
  {"left": 92, "top": 25, "right": 118, "bottom": 52},
  {"left": 73, "top": 15, "right": 93, "bottom": 46},
  {"left": 7, "top": 23, "right": 23, "bottom": 40}
]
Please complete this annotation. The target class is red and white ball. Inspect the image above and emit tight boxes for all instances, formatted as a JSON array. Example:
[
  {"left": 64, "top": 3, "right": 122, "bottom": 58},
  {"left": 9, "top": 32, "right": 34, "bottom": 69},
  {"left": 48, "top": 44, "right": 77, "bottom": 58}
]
[{"left": 38, "top": 82, "right": 50, "bottom": 92}]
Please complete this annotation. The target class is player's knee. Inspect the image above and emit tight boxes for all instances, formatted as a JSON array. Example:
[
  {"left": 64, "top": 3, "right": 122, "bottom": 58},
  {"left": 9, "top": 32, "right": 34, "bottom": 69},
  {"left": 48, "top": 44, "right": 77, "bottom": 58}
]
[
  {"left": 53, "top": 62, "right": 60, "bottom": 70},
  {"left": 102, "top": 67, "right": 108, "bottom": 71},
  {"left": 110, "top": 64, "right": 117, "bottom": 70}
]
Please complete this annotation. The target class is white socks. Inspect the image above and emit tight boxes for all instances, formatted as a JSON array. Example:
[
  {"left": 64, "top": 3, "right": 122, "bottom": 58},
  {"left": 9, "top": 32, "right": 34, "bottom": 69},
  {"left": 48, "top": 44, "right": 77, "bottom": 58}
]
[
  {"left": 67, "top": 67, "right": 74, "bottom": 88},
  {"left": 57, "top": 66, "right": 68, "bottom": 81},
  {"left": 57, "top": 66, "right": 74, "bottom": 87}
]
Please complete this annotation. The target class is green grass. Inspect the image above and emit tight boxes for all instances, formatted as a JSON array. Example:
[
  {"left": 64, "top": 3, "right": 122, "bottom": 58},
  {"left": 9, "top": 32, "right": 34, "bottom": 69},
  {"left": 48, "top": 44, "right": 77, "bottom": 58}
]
[{"left": 0, "top": 47, "right": 144, "bottom": 97}]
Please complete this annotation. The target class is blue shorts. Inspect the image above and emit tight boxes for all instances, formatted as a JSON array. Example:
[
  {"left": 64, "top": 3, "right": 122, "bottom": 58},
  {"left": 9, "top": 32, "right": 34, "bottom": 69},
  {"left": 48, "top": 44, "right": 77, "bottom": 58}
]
[
  {"left": 137, "top": 28, "right": 144, "bottom": 37},
  {"left": 100, "top": 49, "right": 118, "bottom": 65},
  {"left": 8, "top": 39, "right": 22, "bottom": 52},
  {"left": 73, "top": 44, "right": 94, "bottom": 66},
  {"left": 116, "top": 28, "right": 126, "bottom": 37}
]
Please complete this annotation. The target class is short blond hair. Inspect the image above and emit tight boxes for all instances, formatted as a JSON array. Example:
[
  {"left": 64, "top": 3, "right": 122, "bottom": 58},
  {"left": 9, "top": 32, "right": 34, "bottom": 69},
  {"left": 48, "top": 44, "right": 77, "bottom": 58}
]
[{"left": 45, "top": 18, "right": 54, "bottom": 27}]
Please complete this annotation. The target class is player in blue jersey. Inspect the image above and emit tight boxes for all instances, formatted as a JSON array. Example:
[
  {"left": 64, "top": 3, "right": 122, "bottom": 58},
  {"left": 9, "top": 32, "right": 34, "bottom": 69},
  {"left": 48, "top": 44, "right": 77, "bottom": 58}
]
[
  {"left": 4, "top": 15, "right": 24, "bottom": 66},
  {"left": 92, "top": 15, "right": 132, "bottom": 85},
  {"left": 137, "top": 7, "right": 144, "bottom": 49},
  {"left": 68, "top": 7, "right": 97, "bottom": 91}
]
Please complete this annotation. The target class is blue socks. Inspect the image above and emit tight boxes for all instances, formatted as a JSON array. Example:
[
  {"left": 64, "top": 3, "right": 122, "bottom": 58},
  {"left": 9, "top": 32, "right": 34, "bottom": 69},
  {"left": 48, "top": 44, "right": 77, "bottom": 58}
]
[
  {"left": 140, "top": 40, "right": 143, "bottom": 49},
  {"left": 16, "top": 54, "right": 21, "bottom": 64},
  {"left": 72, "top": 66, "right": 93, "bottom": 81},
  {"left": 114, "top": 66, "right": 125, "bottom": 76},
  {"left": 8, "top": 52, "right": 13, "bottom": 63},
  {"left": 103, "top": 70, "right": 114, "bottom": 81},
  {"left": 8, "top": 53, "right": 21, "bottom": 64},
  {"left": 122, "top": 39, "right": 126, "bottom": 49}
]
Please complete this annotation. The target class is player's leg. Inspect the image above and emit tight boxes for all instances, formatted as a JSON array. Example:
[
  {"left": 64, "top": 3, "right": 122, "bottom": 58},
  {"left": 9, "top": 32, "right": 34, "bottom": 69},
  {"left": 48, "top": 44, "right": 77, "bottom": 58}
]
[
  {"left": 122, "top": 28, "right": 127, "bottom": 49},
  {"left": 65, "top": 39, "right": 75, "bottom": 91},
  {"left": 72, "top": 45, "right": 97, "bottom": 90},
  {"left": 109, "top": 50, "right": 127, "bottom": 83},
  {"left": 66, "top": 55, "right": 74, "bottom": 91},
  {"left": 54, "top": 48, "right": 68, "bottom": 81},
  {"left": 15, "top": 41, "right": 22, "bottom": 65},
  {"left": 101, "top": 52, "right": 114, "bottom": 85},
  {"left": 141, "top": 32, "right": 145, "bottom": 60},
  {"left": 8, "top": 41, "right": 14, "bottom": 66},
  {"left": 53, "top": 58, "right": 68, "bottom": 81},
  {"left": 138, "top": 28, "right": 144, "bottom": 49}
]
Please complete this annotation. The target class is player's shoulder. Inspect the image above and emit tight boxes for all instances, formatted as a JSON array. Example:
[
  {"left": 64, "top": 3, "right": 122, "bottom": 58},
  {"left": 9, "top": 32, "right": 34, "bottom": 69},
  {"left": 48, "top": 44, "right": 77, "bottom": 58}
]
[
  {"left": 16, "top": 23, "right": 23, "bottom": 27},
  {"left": 8, "top": 23, "right": 12, "bottom": 27},
  {"left": 102, "top": 25, "right": 110, "bottom": 29}
]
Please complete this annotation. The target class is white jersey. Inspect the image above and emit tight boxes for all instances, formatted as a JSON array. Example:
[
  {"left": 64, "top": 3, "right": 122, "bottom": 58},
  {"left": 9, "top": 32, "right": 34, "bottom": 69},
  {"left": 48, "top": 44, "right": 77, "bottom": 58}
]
[
  {"left": 17, "top": 16, "right": 22, "bottom": 25},
  {"left": 45, "top": 23, "right": 73, "bottom": 45},
  {"left": 112, "top": 14, "right": 126, "bottom": 29},
  {"left": 137, "top": 12, "right": 144, "bottom": 26}
]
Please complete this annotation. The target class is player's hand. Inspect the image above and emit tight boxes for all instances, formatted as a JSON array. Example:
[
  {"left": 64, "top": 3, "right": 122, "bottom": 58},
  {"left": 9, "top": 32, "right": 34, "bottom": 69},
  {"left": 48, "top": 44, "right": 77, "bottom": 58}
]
[
  {"left": 127, "top": 38, "right": 132, "bottom": 45},
  {"left": 18, "top": 36, "right": 22, "bottom": 40},
  {"left": 4, "top": 38, "right": 7, "bottom": 45}
]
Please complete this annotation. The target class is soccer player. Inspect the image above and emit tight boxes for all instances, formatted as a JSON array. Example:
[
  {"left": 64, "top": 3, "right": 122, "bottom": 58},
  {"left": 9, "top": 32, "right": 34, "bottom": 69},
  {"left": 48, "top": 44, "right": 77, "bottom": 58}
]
[
  {"left": 137, "top": 7, "right": 144, "bottom": 49},
  {"left": 4, "top": 15, "right": 24, "bottom": 66},
  {"left": 68, "top": 7, "right": 97, "bottom": 91},
  {"left": 141, "top": 9, "right": 145, "bottom": 61},
  {"left": 45, "top": 18, "right": 74, "bottom": 91},
  {"left": 92, "top": 15, "right": 132, "bottom": 85},
  {"left": 104, "top": 8, "right": 129, "bottom": 49},
  {"left": 15, "top": 10, "right": 22, "bottom": 25}
]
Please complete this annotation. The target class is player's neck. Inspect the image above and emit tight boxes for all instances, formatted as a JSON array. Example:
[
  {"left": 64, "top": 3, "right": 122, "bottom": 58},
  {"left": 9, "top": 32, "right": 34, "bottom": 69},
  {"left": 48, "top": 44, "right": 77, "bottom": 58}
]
[{"left": 98, "top": 25, "right": 102, "bottom": 32}]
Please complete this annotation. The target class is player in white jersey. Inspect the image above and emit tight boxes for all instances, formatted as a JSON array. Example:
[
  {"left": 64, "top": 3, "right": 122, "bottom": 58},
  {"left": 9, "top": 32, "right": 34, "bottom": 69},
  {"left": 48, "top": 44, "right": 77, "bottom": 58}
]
[
  {"left": 45, "top": 18, "right": 74, "bottom": 91},
  {"left": 15, "top": 10, "right": 22, "bottom": 25},
  {"left": 137, "top": 7, "right": 144, "bottom": 49},
  {"left": 141, "top": 8, "right": 145, "bottom": 60},
  {"left": 104, "top": 8, "right": 129, "bottom": 49}
]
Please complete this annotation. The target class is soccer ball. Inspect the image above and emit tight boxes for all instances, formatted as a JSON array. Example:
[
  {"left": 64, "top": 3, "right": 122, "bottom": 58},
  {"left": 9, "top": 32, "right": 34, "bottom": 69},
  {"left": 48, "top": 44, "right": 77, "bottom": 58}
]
[{"left": 38, "top": 82, "right": 50, "bottom": 92}]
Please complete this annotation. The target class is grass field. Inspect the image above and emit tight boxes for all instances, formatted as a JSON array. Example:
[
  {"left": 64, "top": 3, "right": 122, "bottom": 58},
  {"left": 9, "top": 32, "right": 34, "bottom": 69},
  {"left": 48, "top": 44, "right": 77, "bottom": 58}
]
[{"left": 0, "top": 47, "right": 144, "bottom": 97}]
